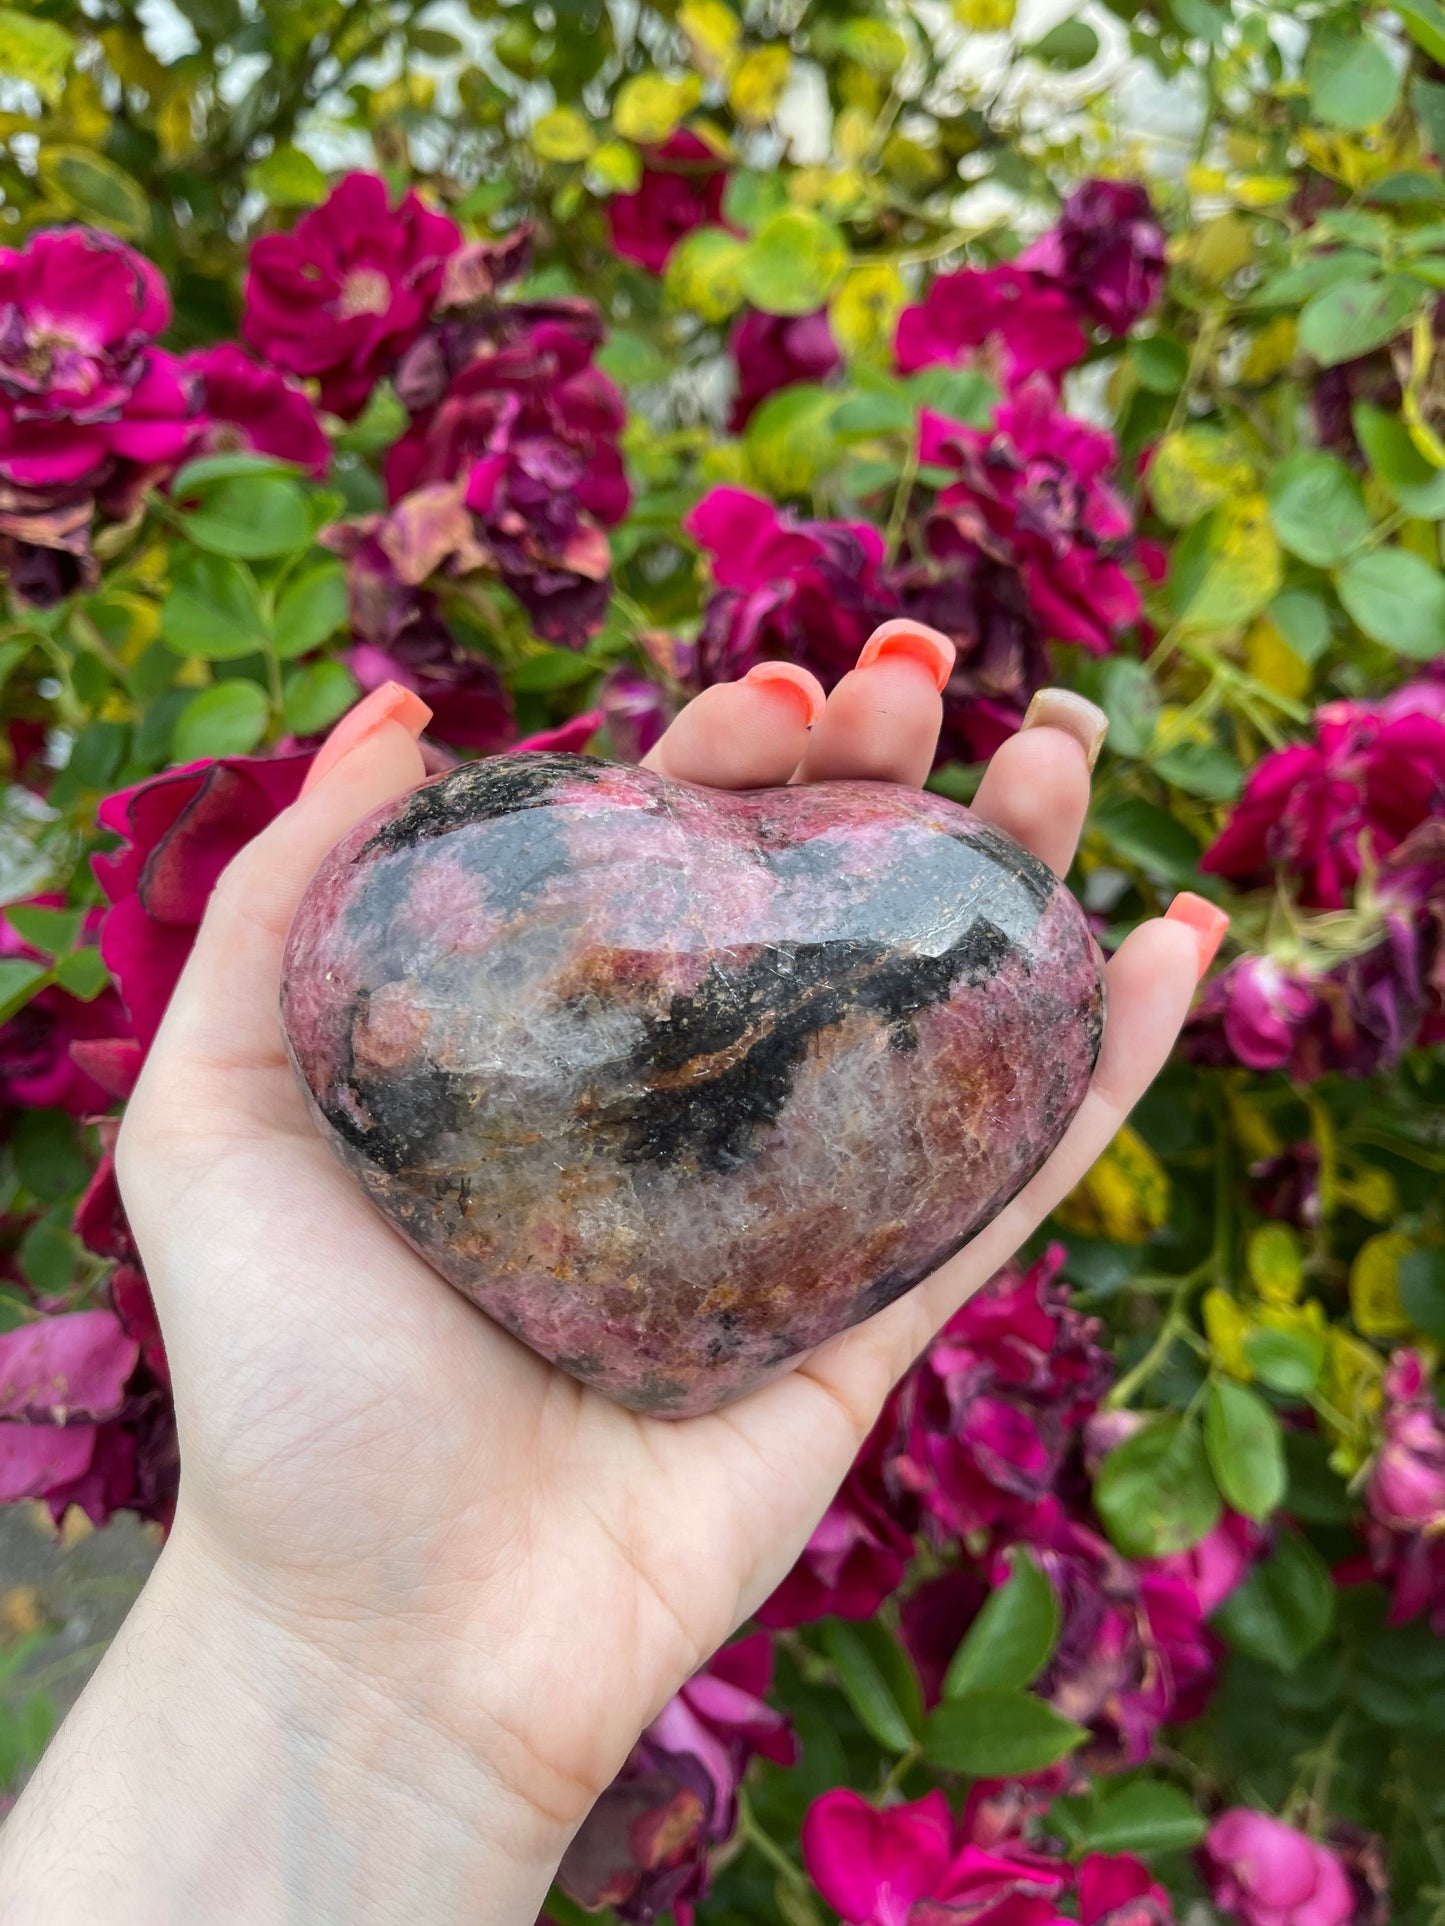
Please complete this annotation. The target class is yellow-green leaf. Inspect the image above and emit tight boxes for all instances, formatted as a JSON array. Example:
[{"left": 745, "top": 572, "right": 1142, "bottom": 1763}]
[
  {"left": 1149, "top": 428, "right": 1257, "bottom": 527},
  {"left": 531, "top": 107, "right": 596, "bottom": 163},
  {"left": 678, "top": 0, "right": 741, "bottom": 78},
  {"left": 614, "top": 72, "right": 701, "bottom": 145},
  {"left": 739, "top": 207, "right": 849, "bottom": 315},
  {"left": 38, "top": 145, "right": 150, "bottom": 238},
  {"left": 665, "top": 226, "right": 747, "bottom": 322},
  {"left": 247, "top": 145, "right": 327, "bottom": 207},
  {"left": 0, "top": 10, "right": 74, "bottom": 104},
  {"left": 829, "top": 262, "right": 906, "bottom": 364},
  {"left": 728, "top": 45, "right": 791, "bottom": 122}
]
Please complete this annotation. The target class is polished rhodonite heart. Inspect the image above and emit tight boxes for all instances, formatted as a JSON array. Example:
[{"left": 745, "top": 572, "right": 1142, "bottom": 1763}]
[{"left": 281, "top": 752, "right": 1105, "bottom": 1416}]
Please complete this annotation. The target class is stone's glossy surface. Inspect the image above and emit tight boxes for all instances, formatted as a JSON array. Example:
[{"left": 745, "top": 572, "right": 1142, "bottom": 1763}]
[{"left": 281, "top": 753, "right": 1105, "bottom": 1417}]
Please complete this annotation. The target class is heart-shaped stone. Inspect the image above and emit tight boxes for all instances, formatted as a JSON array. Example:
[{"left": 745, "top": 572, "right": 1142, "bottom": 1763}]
[{"left": 281, "top": 752, "right": 1104, "bottom": 1416}]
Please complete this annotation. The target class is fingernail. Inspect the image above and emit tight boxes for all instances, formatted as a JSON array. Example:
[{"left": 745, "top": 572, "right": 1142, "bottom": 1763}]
[
  {"left": 1166, "top": 892, "right": 1230, "bottom": 977},
  {"left": 855, "top": 619, "right": 955, "bottom": 693},
  {"left": 743, "top": 661, "right": 827, "bottom": 728},
  {"left": 301, "top": 682, "right": 433, "bottom": 796},
  {"left": 1021, "top": 689, "right": 1109, "bottom": 773}
]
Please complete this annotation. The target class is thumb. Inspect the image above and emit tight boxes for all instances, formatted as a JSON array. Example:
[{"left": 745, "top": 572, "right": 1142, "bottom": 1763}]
[{"left": 134, "top": 685, "right": 431, "bottom": 1100}]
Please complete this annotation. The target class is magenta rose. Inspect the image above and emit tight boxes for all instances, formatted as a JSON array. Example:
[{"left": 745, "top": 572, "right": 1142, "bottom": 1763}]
[
  {"left": 0, "top": 1310, "right": 138, "bottom": 1524},
  {"left": 558, "top": 1636, "right": 793, "bottom": 1924},
  {"left": 1202, "top": 1811, "right": 1354, "bottom": 1926},
  {"left": 1201, "top": 693, "right": 1445, "bottom": 912},
  {"left": 922, "top": 380, "right": 1142, "bottom": 656},
  {"left": 0, "top": 227, "right": 196, "bottom": 601},
  {"left": 1078, "top": 1853, "right": 1175, "bottom": 1925},
  {"left": 243, "top": 172, "right": 460, "bottom": 418},
  {"left": 895, "top": 264, "right": 1087, "bottom": 389},
  {"left": 801, "top": 1787, "right": 1070, "bottom": 1926},
  {"left": 727, "top": 308, "right": 841, "bottom": 430},
  {"left": 93, "top": 753, "right": 313, "bottom": 1050},
  {"left": 1020, "top": 180, "right": 1167, "bottom": 336},
  {"left": 757, "top": 1408, "right": 913, "bottom": 1628},
  {"left": 180, "top": 342, "right": 330, "bottom": 476},
  {"left": 886, "top": 1246, "right": 1112, "bottom": 1541},
  {"left": 1364, "top": 1351, "right": 1445, "bottom": 1630},
  {"left": 608, "top": 131, "right": 728, "bottom": 274},
  {"left": 0, "top": 901, "right": 128, "bottom": 1116},
  {"left": 684, "top": 487, "right": 895, "bottom": 685}
]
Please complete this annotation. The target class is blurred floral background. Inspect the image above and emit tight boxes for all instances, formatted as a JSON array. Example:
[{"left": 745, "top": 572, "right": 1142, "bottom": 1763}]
[{"left": 4, "top": 0, "right": 1445, "bottom": 1919}]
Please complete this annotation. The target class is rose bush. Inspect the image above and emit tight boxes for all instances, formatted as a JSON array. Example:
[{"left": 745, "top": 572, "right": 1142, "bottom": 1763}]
[{"left": 5, "top": 0, "right": 1445, "bottom": 1919}]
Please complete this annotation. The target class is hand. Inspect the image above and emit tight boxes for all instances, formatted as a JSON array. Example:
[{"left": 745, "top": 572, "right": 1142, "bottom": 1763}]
[{"left": 0, "top": 633, "right": 1211, "bottom": 1925}]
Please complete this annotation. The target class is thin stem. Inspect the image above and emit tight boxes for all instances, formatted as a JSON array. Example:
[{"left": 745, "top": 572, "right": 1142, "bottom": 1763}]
[
  {"left": 737, "top": 1790, "right": 813, "bottom": 1895},
  {"left": 884, "top": 425, "right": 921, "bottom": 566}
]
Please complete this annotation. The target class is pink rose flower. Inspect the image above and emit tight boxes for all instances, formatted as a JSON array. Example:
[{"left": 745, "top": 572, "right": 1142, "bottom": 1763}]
[
  {"left": 0, "top": 227, "right": 197, "bottom": 601},
  {"left": 1364, "top": 1352, "right": 1445, "bottom": 1630},
  {"left": 757, "top": 1408, "right": 913, "bottom": 1628},
  {"left": 922, "top": 380, "right": 1142, "bottom": 657},
  {"left": 558, "top": 1635, "right": 794, "bottom": 1924},
  {"left": 895, "top": 264, "right": 1087, "bottom": 389},
  {"left": 1202, "top": 1810, "right": 1354, "bottom": 1926},
  {"left": 1077, "top": 1853, "right": 1175, "bottom": 1925},
  {"left": 0, "top": 1309, "right": 140, "bottom": 1525},
  {"left": 180, "top": 342, "right": 330, "bottom": 476},
  {"left": 0, "top": 900, "right": 128, "bottom": 1116},
  {"left": 1019, "top": 181, "right": 1167, "bottom": 336},
  {"left": 1201, "top": 696, "right": 1445, "bottom": 912},
  {"left": 243, "top": 172, "right": 460, "bottom": 418},
  {"left": 886, "top": 1247, "right": 1112, "bottom": 1541},
  {"left": 727, "top": 308, "right": 841, "bottom": 430},
  {"left": 598, "top": 665, "right": 675, "bottom": 763},
  {"left": 608, "top": 131, "right": 728, "bottom": 274},
  {"left": 349, "top": 612, "right": 515, "bottom": 752},
  {"left": 93, "top": 753, "right": 312, "bottom": 1049},
  {"left": 801, "top": 1788, "right": 1070, "bottom": 1926}
]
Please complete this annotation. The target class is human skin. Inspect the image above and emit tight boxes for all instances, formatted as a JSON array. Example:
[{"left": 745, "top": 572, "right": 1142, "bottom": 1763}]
[{"left": 0, "top": 633, "right": 1209, "bottom": 1925}]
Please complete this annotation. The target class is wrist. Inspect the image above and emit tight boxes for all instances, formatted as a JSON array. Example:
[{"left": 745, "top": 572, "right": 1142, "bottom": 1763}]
[{"left": 0, "top": 1516, "right": 572, "bottom": 1926}]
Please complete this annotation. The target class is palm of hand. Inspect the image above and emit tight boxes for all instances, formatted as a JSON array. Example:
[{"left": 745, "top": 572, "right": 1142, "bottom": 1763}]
[{"left": 116, "top": 660, "right": 1200, "bottom": 1833}]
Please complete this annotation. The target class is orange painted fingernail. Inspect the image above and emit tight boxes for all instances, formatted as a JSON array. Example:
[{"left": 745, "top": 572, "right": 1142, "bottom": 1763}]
[
  {"left": 1021, "top": 689, "right": 1109, "bottom": 773},
  {"left": 855, "top": 619, "right": 955, "bottom": 693},
  {"left": 1166, "top": 892, "right": 1230, "bottom": 977},
  {"left": 301, "top": 681, "right": 433, "bottom": 796},
  {"left": 743, "top": 661, "right": 827, "bottom": 728}
]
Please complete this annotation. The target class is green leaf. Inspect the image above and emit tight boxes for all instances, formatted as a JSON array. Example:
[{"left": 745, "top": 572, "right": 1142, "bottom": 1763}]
[
  {"left": 1205, "top": 1379, "right": 1287, "bottom": 1520},
  {"left": 1076, "top": 1780, "right": 1209, "bottom": 1856},
  {"left": 1092, "top": 796, "right": 1207, "bottom": 887},
  {"left": 1151, "top": 740, "right": 1243, "bottom": 801},
  {"left": 1337, "top": 549, "right": 1445, "bottom": 658},
  {"left": 4, "top": 905, "right": 83, "bottom": 959},
  {"left": 51, "top": 949, "right": 109, "bottom": 1000},
  {"left": 37, "top": 146, "right": 150, "bottom": 238},
  {"left": 0, "top": 959, "right": 49, "bottom": 1025},
  {"left": 1353, "top": 405, "right": 1445, "bottom": 518},
  {"left": 943, "top": 1549, "right": 1059, "bottom": 1700},
  {"left": 1094, "top": 1415, "right": 1222, "bottom": 1558},
  {"left": 1414, "top": 76, "right": 1445, "bottom": 160},
  {"left": 171, "top": 452, "right": 302, "bottom": 496},
  {"left": 665, "top": 227, "right": 747, "bottom": 323},
  {"left": 1215, "top": 1527, "right": 1335, "bottom": 1672},
  {"left": 1029, "top": 19, "right": 1099, "bottom": 67},
  {"left": 1299, "top": 276, "right": 1423, "bottom": 368},
  {"left": 247, "top": 145, "right": 328, "bottom": 206},
  {"left": 1398, "top": 1249, "right": 1445, "bottom": 1343},
  {"left": 745, "top": 385, "right": 839, "bottom": 498},
  {"left": 1266, "top": 453, "right": 1369, "bottom": 567},
  {"left": 172, "top": 681, "right": 271, "bottom": 762},
  {"left": 1130, "top": 333, "right": 1190, "bottom": 396},
  {"left": 510, "top": 648, "right": 598, "bottom": 693},
  {"left": 924, "top": 1690, "right": 1086, "bottom": 1777},
  {"left": 1242, "top": 1325, "right": 1324, "bottom": 1395},
  {"left": 739, "top": 209, "right": 849, "bottom": 316},
  {"left": 1248, "top": 251, "right": 1381, "bottom": 310},
  {"left": 1400, "top": 0, "right": 1445, "bottom": 66},
  {"left": 280, "top": 661, "right": 359, "bottom": 738},
  {"left": 161, "top": 555, "right": 268, "bottom": 661},
  {"left": 178, "top": 476, "right": 313, "bottom": 560},
  {"left": 1306, "top": 30, "right": 1401, "bottom": 130},
  {"left": 0, "top": 10, "right": 74, "bottom": 103},
  {"left": 1098, "top": 657, "right": 1160, "bottom": 758},
  {"left": 903, "top": 366, "right": 997, "bottom": 425},
  {"left": 1169, "top": 500, "right": 1282, "bottom": 631},
  {"left": 832, "top": 391, "right": 915, "bottom": 439},
  {"left": 273, "top": 561, "right": 349, "bottom": 660},
  {"left": 721, "top": 171, "right": 790, "bottom": 232},
  {"left": 19, "top": 1213, "right": 77, "bottom": 1295},
  {"left": 1270, "top": 588, "right": 1332, "bottom": 664},
  {"left": 11, "top": 1109, "right": 90, "bottom": 1200},
  {"left": 823, "top": 1619, "right": 922, "bottom": 1754}
]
